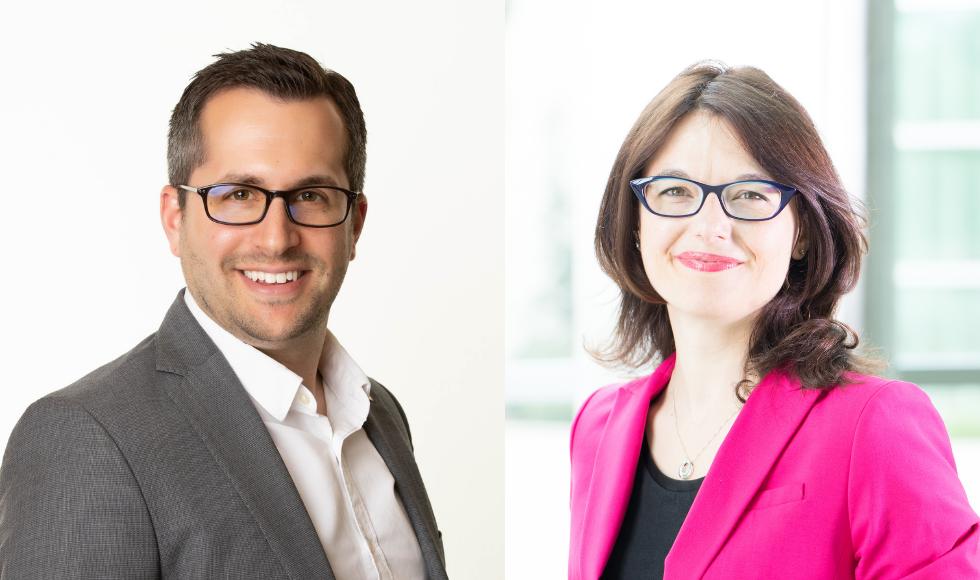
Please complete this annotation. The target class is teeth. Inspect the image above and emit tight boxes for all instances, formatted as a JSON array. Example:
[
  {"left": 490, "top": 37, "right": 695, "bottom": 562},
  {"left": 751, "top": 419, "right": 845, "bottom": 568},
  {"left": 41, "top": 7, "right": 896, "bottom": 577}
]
[{"left": 244, "top": 270, "right": 301, "bottom": 284}]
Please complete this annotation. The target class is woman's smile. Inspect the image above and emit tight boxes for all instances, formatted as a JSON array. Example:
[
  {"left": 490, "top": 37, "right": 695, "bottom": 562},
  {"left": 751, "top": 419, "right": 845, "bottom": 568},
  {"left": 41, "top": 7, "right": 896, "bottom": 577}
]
[{"left": 674, "top": 251, "right": 743, "bottom": 272}]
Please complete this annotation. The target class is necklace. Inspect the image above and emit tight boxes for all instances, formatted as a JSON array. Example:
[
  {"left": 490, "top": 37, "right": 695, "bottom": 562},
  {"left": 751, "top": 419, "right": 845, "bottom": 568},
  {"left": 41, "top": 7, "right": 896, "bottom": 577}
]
[{"left": 671, "top": 387, "right": 740, "bottom": 479}]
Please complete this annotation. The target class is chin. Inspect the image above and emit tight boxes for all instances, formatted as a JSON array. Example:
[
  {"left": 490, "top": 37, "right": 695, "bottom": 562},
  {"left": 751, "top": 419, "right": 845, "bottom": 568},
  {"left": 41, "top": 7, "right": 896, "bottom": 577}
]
[
  {"left": 665, "top": 289, "right": 768, "bottom": 323},
  {"left": 231, "top": 304, "right": 327, "bottom": 344}
]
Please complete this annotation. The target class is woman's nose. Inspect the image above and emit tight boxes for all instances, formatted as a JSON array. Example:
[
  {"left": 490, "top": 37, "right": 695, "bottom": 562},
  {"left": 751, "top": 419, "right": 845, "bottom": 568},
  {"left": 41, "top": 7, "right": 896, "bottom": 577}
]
[{"left": 690, "top": 192, "right": 732, "bottom": 241}]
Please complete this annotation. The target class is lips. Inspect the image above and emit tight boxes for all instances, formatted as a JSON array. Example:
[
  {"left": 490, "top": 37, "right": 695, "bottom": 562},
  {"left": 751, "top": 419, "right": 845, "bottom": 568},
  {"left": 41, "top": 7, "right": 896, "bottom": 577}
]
[{"left": 675, "top": 251, "right": 743, "bottom": 272}]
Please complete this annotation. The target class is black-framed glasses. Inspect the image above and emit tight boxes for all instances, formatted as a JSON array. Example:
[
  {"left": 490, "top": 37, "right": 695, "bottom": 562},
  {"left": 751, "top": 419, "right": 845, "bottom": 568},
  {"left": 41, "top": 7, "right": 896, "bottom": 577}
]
[
  {"left": 178, "top": 183, "right": 359, "bottom": 227},
  {"left": 630, "top": 176, "right": 797, "bottom": 221}
]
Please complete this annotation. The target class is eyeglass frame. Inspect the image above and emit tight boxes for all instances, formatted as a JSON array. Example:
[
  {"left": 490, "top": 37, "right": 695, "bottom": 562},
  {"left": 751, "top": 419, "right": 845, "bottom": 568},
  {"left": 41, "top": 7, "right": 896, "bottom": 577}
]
[
  {"left": 178, "top": 183, "right": 360, "bottom": 228},
  {"left": 629, "top": 176, "right": 798, "bottom": 222}
]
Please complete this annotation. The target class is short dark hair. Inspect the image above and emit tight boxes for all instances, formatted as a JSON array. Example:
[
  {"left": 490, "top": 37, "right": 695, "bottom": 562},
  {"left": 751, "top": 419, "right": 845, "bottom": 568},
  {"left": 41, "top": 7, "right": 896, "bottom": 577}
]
[
  {"left": 167, "top": 43, "right": 367, "bottom": 207},
  {"left": 593, "top": 61, "right": 879, "bottom": 399}
]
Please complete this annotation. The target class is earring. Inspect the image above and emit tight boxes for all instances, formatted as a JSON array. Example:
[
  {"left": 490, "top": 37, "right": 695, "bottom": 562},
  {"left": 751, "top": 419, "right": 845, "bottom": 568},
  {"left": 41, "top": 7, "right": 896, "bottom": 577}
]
[{"left": 634, "top": 232, "right": 641, "bottom": 250}]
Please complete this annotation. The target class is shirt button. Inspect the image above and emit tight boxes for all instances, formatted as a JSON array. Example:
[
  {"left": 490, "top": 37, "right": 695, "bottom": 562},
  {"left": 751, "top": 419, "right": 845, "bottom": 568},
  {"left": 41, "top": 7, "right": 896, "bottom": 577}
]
[{"left": 298, "top": 392, "right": 311, "bottom": 405}]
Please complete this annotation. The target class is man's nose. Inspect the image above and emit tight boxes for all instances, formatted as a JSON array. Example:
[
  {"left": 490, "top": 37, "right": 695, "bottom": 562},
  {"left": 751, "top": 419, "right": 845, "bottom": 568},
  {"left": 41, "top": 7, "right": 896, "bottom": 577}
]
[{"left": 251, "top": 197, "right": 301, "bottom": 254}]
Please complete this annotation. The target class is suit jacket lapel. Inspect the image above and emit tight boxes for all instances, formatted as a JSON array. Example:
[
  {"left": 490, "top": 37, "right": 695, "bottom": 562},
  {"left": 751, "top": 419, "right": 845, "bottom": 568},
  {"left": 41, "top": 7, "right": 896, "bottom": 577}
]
[
  {"left": 155, "top": 292, "right": 335, "bottom": 580},
  {"left": 579, "top": 356, "right": 675, "bottom": 580},
  {"left": 666, "top": 369, "right": 822, "bottom": 579},
  {"left": 363, "top": 383, "right": 448, "bottom": 580}
]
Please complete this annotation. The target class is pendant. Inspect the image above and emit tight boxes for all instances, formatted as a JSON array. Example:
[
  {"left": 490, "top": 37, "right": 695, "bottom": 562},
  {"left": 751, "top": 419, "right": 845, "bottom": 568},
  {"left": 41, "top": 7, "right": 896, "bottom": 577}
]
[{"left": 679, "top": 461, "right": 694, "bottom": 479}]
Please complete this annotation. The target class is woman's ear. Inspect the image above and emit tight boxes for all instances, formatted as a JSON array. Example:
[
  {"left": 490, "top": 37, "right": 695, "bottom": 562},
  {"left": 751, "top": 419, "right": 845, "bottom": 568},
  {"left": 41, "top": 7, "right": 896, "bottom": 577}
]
[{"left": 793, "top": 220, "right": 810, "bottom": 260}]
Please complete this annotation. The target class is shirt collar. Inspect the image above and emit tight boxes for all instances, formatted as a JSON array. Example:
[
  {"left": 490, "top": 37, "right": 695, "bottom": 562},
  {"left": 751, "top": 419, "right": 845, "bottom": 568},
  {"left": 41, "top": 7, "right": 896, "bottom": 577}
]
[{"left": 183, "top": 290, "right": 371, "bottom": 426}]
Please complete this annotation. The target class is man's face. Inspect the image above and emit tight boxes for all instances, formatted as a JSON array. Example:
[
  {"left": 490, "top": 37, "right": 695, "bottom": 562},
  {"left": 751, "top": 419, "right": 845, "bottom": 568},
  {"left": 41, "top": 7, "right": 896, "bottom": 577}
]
[{"left": 161, "top": 88, "right": 366, "bottom": 347}]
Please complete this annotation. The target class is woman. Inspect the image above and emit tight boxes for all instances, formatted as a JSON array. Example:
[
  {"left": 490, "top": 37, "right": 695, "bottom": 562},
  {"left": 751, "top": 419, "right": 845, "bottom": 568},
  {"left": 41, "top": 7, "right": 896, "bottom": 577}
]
[{"left": 569, "top": 62, "right": 980, "bottom": 580}]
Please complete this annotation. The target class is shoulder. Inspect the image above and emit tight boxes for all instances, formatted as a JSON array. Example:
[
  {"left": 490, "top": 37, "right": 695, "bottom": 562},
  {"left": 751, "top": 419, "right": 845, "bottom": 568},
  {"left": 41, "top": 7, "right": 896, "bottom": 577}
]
[
  {"left": 831, "top": 378, "right": 980, "bottom": 576},
  {"left": 570, "top": 382, "right": 624, "bottom": 443},
  {"left": 814, "top": 374, "right": 939, "bottom": 431},
  {"left": 570, "top": 375, "right": 648, "bottom": 453},
  {"left": 815, "top": 373, "right": 959, "bottom": 495},
  {"left": 10, "top": 331, "right": 178, "bottom": 450},
  {"left": 0, "top": 370, "right": 160, "bottom": 577},
  {"left": 836, "top": 376, "right": 949, "bottom": 456},
  {"left": 50, "top": 332, "right": 161, "bottom": 409}
]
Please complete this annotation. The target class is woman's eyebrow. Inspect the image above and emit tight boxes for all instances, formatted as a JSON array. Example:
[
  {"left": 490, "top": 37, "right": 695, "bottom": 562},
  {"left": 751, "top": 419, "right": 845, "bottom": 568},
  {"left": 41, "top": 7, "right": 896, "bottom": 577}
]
[
  {"left": 655, "top": 168, "right": 691, "bottom": 179},
  {"left": 734, "top": 172, "right": 772, "bottom": 182},
  {"left": 652, "top": 169, "right": 773, "bottom": 183}
]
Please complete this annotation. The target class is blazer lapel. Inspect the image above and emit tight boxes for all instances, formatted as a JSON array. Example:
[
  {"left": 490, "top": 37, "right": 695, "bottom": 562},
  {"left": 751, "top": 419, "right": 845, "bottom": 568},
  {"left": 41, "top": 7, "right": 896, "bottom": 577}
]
[
  {"left": 666, "top": 369, "right": 822, "bottom": 579},
  {"left": 155, "top": 292, "right": 335, "bottom": 580},
  {"left": 363, "top": 383, "right": 448, "bottom": 580},
  {"left": 579, "top": 356, "right": 675, "bottom": 580}
]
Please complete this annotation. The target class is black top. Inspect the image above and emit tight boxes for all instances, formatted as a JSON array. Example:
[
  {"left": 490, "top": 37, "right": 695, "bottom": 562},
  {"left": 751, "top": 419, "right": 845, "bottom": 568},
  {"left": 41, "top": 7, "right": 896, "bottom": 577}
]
[{"left": 600, "top": 437, "right": 704, "bottom": 580}]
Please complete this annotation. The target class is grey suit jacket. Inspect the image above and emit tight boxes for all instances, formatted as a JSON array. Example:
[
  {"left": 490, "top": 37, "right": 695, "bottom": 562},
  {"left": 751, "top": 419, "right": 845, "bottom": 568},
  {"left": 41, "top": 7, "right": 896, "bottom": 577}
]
[{"left": 0, "top": 292, "right": 448, "bottom": 579}]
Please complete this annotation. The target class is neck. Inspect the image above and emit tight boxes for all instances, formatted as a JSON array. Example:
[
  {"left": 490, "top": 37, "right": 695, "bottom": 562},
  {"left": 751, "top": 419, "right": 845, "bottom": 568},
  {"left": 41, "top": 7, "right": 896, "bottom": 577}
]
[
  {"left": 666, "top": 305, "right": 754, "bottom": 414},
  {"left": 254, "top": 326, "right": 327, "bottom": 392}
]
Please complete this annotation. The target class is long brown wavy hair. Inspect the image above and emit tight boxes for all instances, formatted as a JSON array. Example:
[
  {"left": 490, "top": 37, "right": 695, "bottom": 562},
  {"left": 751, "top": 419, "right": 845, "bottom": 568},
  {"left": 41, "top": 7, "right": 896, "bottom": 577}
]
[{"left": 592, "top": 62, "right": 880, "bottom": 399}]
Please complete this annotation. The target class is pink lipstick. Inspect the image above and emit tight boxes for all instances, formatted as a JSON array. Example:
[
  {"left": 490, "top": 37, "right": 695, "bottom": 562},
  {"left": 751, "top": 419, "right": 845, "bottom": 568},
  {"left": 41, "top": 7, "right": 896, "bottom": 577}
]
[{"left": 675, "top": 251, "right": 742, "bottom": 272}]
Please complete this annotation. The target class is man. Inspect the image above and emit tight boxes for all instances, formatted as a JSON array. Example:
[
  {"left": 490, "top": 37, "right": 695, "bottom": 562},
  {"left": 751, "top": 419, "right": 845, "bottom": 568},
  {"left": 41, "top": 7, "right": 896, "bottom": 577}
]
[{"left": 0, "top": 44, "right": 446, "bottom": 580}]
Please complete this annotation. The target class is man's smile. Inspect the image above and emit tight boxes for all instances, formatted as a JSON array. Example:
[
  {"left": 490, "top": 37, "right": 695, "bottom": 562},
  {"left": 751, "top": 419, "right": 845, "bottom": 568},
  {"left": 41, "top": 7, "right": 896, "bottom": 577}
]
[{"left": 242, "top": 269, "right": 305, "bottom": 284}]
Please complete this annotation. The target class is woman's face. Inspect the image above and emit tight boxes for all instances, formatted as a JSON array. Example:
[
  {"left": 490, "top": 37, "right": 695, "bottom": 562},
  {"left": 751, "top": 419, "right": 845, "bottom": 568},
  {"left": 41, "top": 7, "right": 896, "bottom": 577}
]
[{"left": 638, "top": 112, "right": 801, "bottom": 325}]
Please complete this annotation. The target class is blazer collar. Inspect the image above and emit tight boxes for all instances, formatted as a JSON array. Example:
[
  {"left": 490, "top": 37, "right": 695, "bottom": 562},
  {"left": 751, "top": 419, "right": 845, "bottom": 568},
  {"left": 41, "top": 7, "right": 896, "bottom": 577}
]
[
  {"left": 579, "top": 355, "right": 823, "bottom": 580},
  {"left": 666, "top": 368, "right": 822, "bottom": 579},
  {"left": 578, "top": 355, "right": 676, "bottom": 580},
  {"left": 155, "top": 290, "right": 337, "bottom": 580}
]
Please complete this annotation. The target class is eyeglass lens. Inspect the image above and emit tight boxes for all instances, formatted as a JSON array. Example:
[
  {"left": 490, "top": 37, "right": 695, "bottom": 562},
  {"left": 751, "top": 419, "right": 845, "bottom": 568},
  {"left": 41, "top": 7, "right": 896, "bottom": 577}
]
[
  {"left": 205, "top": 185, "right": 349, "bottom": 226},
  {"left": 641, "top": 178, "right": 783, "bottom": 220}
]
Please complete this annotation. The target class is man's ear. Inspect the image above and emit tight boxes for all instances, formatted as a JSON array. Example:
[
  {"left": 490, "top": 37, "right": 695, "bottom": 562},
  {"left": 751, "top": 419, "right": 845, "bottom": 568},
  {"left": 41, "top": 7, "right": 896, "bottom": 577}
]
[
  {"left": 161, "top": 185, "right": 183, "bottom": 258},
  {"left": 349, "top": 193, "right": 368, "bottom": 261}
]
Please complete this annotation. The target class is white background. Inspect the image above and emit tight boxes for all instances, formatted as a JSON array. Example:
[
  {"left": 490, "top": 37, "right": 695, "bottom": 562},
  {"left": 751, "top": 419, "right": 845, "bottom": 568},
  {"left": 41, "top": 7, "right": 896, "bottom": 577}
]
[{"left": 0, "top": 1, "right": 502, "bottom": 578}]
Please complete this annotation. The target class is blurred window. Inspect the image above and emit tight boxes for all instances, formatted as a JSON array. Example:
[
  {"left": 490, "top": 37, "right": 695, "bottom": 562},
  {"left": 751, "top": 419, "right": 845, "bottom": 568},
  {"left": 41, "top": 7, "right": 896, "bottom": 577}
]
[{"left": 868, "top": 0, "right": 980, "bottom": 434}]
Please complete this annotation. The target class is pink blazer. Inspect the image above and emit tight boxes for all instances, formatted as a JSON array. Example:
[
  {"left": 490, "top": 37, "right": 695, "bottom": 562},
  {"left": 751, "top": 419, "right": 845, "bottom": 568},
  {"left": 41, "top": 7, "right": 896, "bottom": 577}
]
[{"left": 569, "top": 354, "right": 980, "bottom": 579}]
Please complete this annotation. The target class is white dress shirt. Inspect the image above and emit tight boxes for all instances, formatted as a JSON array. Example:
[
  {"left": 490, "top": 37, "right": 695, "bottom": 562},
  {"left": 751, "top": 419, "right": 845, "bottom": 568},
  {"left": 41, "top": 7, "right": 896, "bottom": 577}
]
[{"left": 184, "top": 291, "right": 427, "bottom": 580}]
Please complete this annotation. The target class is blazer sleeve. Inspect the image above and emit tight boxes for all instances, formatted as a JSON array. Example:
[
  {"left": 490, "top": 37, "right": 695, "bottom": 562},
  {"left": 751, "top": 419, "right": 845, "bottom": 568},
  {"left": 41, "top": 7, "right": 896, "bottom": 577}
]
[
  {"left": 848, "top": 381, "right": 980, "bottom": 579},
  {"left": 0, "top": 396, "right": 159, "bottom": 579}
]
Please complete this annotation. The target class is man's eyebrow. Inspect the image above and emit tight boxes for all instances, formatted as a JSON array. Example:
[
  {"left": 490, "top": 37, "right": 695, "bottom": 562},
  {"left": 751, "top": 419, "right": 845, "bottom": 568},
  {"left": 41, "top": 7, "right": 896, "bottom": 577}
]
[
  {"left": 292, "top": 175, "right": 343, "bottom": 188},
  {"left": 217, "top": 173, "right": 263, "bottom": 186},
  {"left": 216, "top": 173, "right": 344, "bottom": 189}
]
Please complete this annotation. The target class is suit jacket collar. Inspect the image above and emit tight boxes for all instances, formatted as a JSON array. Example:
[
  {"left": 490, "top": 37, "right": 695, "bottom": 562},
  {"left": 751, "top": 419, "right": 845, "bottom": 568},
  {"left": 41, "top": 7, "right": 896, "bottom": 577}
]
[
  {"left": 364, "top": 382, "right": 449, "bottom": 579},
  {"left": 580, "top": 355, "right": 823, "bottom": 580},
  {"left": 155, "top": 290, "right": 336, "bottom": 579},
  {"left": 154, "top": 290, "right": 449, "bottom": 579}
]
